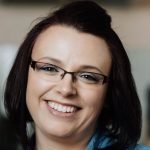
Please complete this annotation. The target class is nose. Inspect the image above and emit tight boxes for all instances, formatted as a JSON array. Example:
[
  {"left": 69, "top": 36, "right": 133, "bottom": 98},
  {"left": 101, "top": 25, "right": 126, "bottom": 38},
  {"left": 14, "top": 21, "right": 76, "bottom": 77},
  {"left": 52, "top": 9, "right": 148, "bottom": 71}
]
[{"left": 55, "top": 74, "right": 77, "bottom": 97}]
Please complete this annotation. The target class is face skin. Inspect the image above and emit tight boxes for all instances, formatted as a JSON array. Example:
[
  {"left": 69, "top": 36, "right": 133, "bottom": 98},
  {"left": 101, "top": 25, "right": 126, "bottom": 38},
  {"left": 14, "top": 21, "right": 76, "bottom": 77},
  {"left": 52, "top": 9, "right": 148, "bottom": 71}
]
[{"left": 26, "top": 25, "right": 112, "bottom": 150}]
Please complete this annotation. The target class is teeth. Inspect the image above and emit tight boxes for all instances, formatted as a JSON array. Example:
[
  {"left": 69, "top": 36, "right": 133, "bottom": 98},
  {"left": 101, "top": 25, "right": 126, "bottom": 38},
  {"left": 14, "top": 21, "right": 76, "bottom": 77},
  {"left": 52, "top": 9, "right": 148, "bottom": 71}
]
[{"left": 48, "top": 102, "right": 76, "bottom": 113}]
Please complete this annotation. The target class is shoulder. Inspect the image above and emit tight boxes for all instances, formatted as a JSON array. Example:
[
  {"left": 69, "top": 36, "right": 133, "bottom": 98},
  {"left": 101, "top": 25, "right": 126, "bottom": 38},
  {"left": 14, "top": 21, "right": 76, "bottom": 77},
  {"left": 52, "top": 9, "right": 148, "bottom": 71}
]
[
  {"left": 134, "top": 145, "right": 150, "bottom": 150},
  {"left": 87, "top": 132, "right": 150, "bottom": 150}
]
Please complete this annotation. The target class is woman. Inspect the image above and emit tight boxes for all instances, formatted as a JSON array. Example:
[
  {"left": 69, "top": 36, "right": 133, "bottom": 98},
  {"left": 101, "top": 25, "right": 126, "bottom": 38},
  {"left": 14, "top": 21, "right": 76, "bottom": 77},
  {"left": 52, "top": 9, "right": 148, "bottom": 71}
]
[{"left": 4, "top": 1, "right": 150, "bottom": 150}]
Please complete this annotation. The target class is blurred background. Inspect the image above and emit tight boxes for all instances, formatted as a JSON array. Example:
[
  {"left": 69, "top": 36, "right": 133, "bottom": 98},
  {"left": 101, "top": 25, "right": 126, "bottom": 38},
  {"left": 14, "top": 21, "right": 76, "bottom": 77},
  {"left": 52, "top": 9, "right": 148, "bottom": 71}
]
[{"left": 0, "top": 0, "right": 150, "bottom": 149}]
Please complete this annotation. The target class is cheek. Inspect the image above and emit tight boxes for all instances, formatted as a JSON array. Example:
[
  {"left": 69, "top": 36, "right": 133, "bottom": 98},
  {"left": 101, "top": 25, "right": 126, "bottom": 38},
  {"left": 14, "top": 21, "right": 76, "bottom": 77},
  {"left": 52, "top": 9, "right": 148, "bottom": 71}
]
[
  {"left": 26, "top": 70, "right": 53, "bottom": 100},
  {"left": 78, "top": 86, "right": 108, "bottom": 131},
  {"left": 26, "top": 70, "right": 52, "bottom": 110},
  {"left": 82, "top": 86, "right": 108, "bottom": 113},
  {"left": 26, "top": 71, "right": 40, "bottom": 114},
  {"left": 26, "top": 72, "right": 42, "bottom": 100},
  {"left": 26, "top": 70, "right": 56, "bottom": 122}
]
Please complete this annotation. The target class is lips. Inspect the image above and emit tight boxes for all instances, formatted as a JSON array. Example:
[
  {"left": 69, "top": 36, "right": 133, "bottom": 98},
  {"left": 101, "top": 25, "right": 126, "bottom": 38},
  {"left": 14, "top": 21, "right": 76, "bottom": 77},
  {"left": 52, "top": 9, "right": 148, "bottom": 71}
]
[{"left": 47, "top": 101, "right": 80, "bottom": 113}]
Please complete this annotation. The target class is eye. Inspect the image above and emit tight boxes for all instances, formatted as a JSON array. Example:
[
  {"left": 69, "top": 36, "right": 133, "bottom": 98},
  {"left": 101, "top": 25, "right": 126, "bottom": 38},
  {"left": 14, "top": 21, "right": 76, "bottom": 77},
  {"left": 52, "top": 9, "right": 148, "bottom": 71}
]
[
  {"left": 79, "top": 72, "right": 103, "bottom": 83},
  {"left": 36, "top": 63, "right": 59, "bottom": 75}
]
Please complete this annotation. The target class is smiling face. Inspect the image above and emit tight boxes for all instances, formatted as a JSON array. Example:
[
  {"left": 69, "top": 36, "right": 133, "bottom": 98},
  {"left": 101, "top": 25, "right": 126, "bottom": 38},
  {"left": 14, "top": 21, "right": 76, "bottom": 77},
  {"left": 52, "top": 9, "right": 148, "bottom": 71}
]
[{"left": 26, "top": 25, "right": 112, "bottom": 146}]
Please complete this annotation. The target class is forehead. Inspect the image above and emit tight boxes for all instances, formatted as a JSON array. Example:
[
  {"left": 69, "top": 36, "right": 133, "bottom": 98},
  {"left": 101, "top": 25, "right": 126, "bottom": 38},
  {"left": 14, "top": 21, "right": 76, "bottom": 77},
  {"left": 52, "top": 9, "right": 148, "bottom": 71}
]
[{"left": 32, "top": 25, "right": 112, "bottom": 74}]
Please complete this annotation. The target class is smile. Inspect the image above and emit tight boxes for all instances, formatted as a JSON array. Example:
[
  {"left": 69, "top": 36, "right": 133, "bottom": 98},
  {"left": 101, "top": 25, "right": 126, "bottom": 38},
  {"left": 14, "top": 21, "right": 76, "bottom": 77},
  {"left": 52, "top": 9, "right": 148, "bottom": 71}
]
[{"left": 47, "top": 101, "right": 78, "bottom": 113}]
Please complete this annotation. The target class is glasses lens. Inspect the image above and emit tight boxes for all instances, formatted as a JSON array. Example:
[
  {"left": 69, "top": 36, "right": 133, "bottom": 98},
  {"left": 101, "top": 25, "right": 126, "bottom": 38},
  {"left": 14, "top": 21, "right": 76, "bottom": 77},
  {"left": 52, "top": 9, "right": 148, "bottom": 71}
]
[
  {"left": 77, "top": 72, "right": 104, "bottom": 84},
  {"left": 34, "top": 62, "right": 63, "bottom": 82}
]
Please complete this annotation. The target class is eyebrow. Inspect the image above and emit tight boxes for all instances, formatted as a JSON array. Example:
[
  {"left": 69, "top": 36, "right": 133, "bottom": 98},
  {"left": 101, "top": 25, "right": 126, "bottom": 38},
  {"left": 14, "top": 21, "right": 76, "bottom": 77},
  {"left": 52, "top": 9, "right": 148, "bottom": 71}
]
[
  {"left": 38, "top": 57, "right": 62, "bottom": 64},
  {"left": 37, "top": 57, "right": 104, "bottom": 74},
  {"left": 78, "top": 65, "right": 104, "bottom": 74}
]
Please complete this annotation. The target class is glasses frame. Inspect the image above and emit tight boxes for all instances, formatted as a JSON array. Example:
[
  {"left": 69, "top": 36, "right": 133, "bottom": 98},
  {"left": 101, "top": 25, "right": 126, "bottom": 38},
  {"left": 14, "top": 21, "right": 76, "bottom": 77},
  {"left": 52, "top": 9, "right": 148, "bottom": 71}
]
[{"left": 30, "top": 59, "right": 108, "bottom": 85}]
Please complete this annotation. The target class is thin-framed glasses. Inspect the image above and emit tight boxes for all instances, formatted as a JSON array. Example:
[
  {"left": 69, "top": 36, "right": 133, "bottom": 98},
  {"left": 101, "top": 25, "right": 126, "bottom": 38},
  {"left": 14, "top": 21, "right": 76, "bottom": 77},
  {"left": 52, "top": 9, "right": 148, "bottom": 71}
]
[{"left": 30, "top": 59, "right": 108, "bottom": 85}]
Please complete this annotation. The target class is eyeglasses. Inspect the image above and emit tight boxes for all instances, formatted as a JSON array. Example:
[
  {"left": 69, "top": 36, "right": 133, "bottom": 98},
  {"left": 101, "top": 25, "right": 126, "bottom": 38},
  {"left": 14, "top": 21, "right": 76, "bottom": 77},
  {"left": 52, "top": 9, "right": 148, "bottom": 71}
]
[{"left": 30, "top": 60, "right": 108, "bottom": 85}]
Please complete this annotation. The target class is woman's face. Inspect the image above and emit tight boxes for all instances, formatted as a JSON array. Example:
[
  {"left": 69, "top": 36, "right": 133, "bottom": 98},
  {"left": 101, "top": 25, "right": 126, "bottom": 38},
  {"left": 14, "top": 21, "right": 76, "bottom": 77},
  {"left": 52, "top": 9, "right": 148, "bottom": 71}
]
[{"left": 26, "top": 25, "right": 112, "bottom": 143}]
